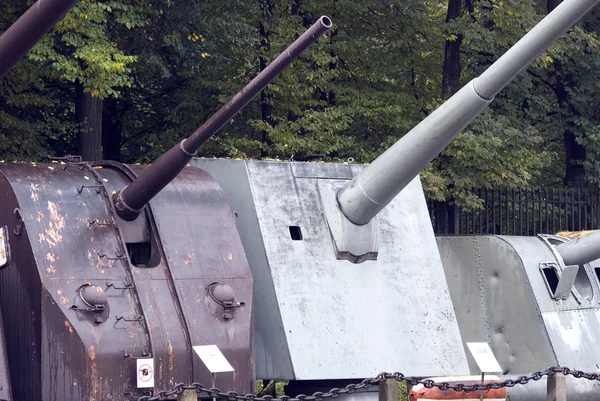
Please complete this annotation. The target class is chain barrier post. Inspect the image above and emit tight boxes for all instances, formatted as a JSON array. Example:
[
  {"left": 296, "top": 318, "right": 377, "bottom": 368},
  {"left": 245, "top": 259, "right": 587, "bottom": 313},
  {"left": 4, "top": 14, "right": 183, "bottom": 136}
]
[
  {"left": 547, "top": 371, "right": 566, "bottom": 401},
  {"left": 127, "top": 366, "right": 600, "bottom": 401},
  {"left": 379, "top": 377, "right": 398, "bottom": 401},
  {"left": 177, "top": 389, "right": 196, "bottom": 401}
]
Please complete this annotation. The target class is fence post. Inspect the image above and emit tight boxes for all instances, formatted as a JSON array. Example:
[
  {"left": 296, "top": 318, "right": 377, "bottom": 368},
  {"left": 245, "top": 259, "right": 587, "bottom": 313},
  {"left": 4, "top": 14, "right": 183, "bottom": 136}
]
[
  {"left": 547, "top": 372, "right": 566, "bottom": 401},
  {"left": 177, "top": 389, "right": 197, "bottom": 401},
  {"left": 379, "top": 377, "right": 398, "bottom": 401}
]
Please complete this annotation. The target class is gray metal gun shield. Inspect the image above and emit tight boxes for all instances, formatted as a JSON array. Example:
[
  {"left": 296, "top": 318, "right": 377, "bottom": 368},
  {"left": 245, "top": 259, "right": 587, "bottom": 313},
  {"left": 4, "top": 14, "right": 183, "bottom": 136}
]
[{"left": 193, "top": 158, "right": 469, "bottom": 380}]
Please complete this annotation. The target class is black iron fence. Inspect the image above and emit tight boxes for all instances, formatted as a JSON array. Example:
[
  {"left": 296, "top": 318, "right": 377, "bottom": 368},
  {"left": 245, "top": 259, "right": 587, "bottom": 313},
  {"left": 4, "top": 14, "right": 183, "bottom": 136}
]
[{"left": 428, "top": 187, "right": 600, "bottom": 236}]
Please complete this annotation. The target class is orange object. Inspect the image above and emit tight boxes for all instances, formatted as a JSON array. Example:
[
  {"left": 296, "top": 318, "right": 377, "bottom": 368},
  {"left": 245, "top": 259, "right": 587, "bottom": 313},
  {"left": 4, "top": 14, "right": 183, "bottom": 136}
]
[{"left": 409, "top": 376, "right": 507, "bottom": 401}]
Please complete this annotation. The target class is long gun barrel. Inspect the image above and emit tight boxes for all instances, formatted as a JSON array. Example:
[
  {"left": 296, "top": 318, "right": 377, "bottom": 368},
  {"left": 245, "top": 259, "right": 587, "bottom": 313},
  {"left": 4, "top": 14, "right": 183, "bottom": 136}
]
[
  {"left": 0, "top": 0, "right": 79, "bottom": 78},
  {"left": 555, "top": 230, "right": 600, "bottom": 266},
  {"left": 336, "top": 0, "right": 600, "bottom": 226},
  {"left": 114, "top": 16, "right": 332, "bottom": 221}
]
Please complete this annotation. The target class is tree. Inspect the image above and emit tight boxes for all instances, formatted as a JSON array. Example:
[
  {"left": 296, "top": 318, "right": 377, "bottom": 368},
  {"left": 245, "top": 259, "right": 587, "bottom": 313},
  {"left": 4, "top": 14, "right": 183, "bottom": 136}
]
[{"left": 28, "top": 0, "right": 155, "bottom": 160}]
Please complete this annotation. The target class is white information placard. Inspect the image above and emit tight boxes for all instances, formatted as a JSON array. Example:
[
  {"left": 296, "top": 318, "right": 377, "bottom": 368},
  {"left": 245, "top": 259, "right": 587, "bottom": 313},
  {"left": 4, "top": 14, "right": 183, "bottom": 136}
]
[
  {"left": 193, "top": 345, "right": 234, "bottom": 373},
  {"left": 136, "top": 358, "right": 154, "bottom": 388},
  {"left": 466, "top": 342, "right": 503, "bottom": 373}
]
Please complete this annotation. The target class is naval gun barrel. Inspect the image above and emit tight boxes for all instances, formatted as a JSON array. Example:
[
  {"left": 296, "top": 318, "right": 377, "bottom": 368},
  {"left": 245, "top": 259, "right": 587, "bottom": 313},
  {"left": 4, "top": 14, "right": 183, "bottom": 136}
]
[
  {"left": 0, "top": 0, "right": 79, "bottom": 78},
  {"left": 114, "top": 16, "right": 332, "bottom": 221},
  {"left": 555, "top": 230, "right": 600, "bottom": 266},
  {"left": 337, "top": 0, "right": 600, "bottom": 226}
]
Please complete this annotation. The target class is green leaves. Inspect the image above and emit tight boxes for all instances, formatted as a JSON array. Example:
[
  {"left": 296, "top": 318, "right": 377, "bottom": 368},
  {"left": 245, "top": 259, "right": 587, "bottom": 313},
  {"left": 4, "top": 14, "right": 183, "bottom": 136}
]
[
  {"left": 1, "top": 0, "right": 600, "bottom": 202},
  {"left": 27, "top": 0, "right": 155, "bottom": 98}
]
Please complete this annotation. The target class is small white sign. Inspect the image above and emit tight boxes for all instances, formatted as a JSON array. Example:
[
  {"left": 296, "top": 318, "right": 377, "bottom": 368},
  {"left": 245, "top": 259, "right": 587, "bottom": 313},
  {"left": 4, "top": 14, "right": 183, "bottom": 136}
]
[
  {"left": 193, "top": 345, "right": 234, "bottom": 373},
  {"left": 136, "top": 358, "right": 154, "bottom": 388},
  {"left": 466, "top": 342, "right": 503, "bottom": 373}
]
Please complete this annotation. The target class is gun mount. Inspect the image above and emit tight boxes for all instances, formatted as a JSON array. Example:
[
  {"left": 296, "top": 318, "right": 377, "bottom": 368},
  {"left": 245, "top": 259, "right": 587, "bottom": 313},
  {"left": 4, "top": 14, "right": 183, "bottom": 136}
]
[
  {"left": 326, "top": 0, "right": 600, "bottom": 261},
  {"left": 0, "top": 0, "right": 79, "bottom": 78},
  {"left": 554, "top": 229, "right": 600, "bottom": 266},
  {"left": 191, "top": 0, "right": 600, "bottom": 398},
  {"left": 113, "top": 16, "right": 332, "bottom": 221},
  {"left": 0, "top": 13, "right": 330, "bottom": 401}
]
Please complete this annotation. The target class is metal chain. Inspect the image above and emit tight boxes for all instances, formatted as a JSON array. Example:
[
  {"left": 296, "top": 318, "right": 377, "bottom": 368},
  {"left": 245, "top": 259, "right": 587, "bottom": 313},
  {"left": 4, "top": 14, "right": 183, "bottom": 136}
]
[{"left": 130, "top": 367, "right": 600, "bottom": 401}]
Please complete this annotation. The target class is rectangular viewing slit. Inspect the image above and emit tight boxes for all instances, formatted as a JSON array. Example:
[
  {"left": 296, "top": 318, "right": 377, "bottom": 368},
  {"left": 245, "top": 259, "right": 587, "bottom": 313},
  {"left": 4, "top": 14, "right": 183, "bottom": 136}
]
[
  {"left": 289, "top": 226, "right": 303, "bottom": 241},
  {"left": 127, "top": 239, "right": 160, "bottom": 268},
  {"left": 542, "top": 266, "right": 559, "bottom": 294}
]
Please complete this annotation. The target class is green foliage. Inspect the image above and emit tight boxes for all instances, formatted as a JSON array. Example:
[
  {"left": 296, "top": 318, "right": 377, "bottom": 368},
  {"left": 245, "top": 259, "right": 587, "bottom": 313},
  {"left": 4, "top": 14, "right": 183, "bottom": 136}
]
[
  {"left": 28, "top": 0, "right": 156, "bottom": 98},
  {"left": 2, "top": 0, "right": 600, "bottom": 205}
]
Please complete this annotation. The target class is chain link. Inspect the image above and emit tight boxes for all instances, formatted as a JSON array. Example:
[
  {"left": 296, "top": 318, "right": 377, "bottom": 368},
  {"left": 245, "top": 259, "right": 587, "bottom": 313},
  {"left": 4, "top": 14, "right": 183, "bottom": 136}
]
[{"left": 129, "top": 366, "right": 600, "bottom": 401}]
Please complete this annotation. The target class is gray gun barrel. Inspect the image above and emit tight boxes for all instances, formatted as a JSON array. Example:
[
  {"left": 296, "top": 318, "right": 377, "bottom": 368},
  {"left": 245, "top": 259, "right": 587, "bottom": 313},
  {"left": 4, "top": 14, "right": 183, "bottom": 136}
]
[
  {"left": 555, "top": 230, "right": 600, "bottom": 266},
  {"left": 0, "top": 0, "right": 79, "bottom": 78},
  {"left": 114, "top": 16, "right": 332, "bottom": 221},
  {"left": 337, "top": 0, "right": 600, "bottom": 226}
]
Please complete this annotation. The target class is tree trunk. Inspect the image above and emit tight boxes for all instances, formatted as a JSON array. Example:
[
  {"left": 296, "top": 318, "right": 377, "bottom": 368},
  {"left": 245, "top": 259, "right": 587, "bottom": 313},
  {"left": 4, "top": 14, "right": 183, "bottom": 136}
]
[
  {"left": 75, "top": 81, "right": 103, "bottom": 161},
  {"left": 102, "top": 97, "right": 122, "bottom": 161},
  {"left": 442, "top": 0, "right": 463, "bottom": 100},
  {"left": 259, "top": 0, "right": 275, "bottom": 157},
  {"left": 547, "top": 0, "right": 586, "bottom": 187}
]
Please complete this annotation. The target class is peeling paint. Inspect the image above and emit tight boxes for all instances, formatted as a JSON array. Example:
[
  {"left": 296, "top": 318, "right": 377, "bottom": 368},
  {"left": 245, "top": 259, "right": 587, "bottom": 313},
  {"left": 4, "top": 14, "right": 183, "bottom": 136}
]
[
  {"left": 45, "top": 201, "right": 65, "bottom": 247},
  {"left": 88, "top": 345, "right": 95, "bottom": 361},
  {"left": 46, "top": 253, "right": 56, "bottom": 263},
  {"left": 184, "top": 253, "right": 195, "bottom": 265},
  {"left": 227, "top": 252, "right": 233, "bottom": 261},
  {"left": 168, "top": 340, "right": 174, "bottom": 373},
  {"left": 64, "top": 321, "right": 74, "bottom": 334}
]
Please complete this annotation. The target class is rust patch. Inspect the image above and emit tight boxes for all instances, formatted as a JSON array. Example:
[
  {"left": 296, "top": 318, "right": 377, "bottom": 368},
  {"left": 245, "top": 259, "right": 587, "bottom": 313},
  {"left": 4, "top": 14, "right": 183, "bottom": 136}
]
[
  {"left": 88, "top": 345, "right": 95, "bottom": 361},
  {"left": 46, "top": 252, "right": 56, "bottom": 263},
  {"left": 227, "top": 252, "right": 233, "bottom": 261},
  {"left": 168, "top": 340, "right": 174, "bottom": 373},
  {"left": 59, "top": 296, "right": 69, "bottom": 304},
  {"left": 183, "top": 253, "right": 195, "bottom": 265},
  {"left": 46, "top": 266, "right": 56, "bottom": 274},
  {"left": 96, "top": 254, "right": 115, "bottom": 270},
  {"left": 36, "top": 212, "right": 43, "bottom": 222},
  {"left": 57, "top": 289, "right": 63, "bottom": 295},
  {"left": 64, "top": 320, "right": 74, "bottom": 333}
]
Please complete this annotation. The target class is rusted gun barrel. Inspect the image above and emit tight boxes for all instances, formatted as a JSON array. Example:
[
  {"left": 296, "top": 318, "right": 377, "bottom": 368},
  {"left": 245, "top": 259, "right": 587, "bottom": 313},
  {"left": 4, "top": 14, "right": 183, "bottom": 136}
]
[
  {"left": 555, "top": 230, "right": 600, "bottom": 266},
  {"left": 0, "top": 0, "right": 79, "bottom": 78},
  {"left": 114, "top": 16, "right": 332, "bottom": 221},
  {"left": 336, "top": 0, "right": 600, "bottom": 226}
]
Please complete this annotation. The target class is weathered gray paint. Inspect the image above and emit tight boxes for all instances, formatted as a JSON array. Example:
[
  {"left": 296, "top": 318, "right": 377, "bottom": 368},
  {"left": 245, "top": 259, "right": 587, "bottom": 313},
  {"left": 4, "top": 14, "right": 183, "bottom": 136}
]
[
  {"left": 542, "top": 310, "right": 600, "bottom": 371},
  {"left": 505, "top": 236, "right": 599, "bottom": 312},
  {"left": 437, "top": 234, "right": 600, "bottom": 378},
  {"left": 193, "top": 158, "right": 469, "bottom": 380},
  {"left": 436, "top": 236, "right": 556, "bottom": 375},
  {"left": 320, "top": 179, "right": 379, "bottom": 261}
]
